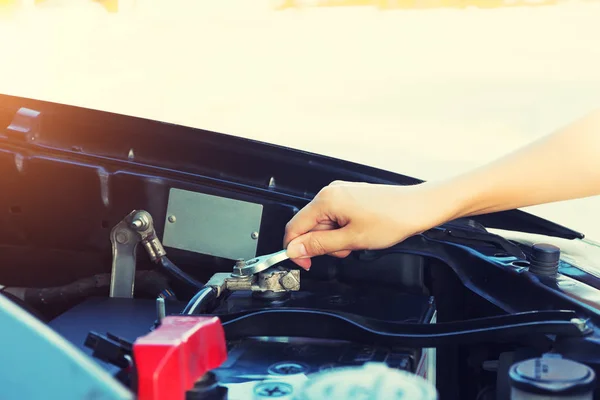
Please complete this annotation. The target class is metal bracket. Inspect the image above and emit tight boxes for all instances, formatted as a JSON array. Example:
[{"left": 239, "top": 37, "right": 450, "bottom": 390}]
[
  {"left": 201, "top": 249, "right": 300, "bottom": 296},
  {"left": 109, "top": 210, "right": 166, "bottom": 298},
  {"left": 205, "top": 268, "right": 300, "bottom": 297}
]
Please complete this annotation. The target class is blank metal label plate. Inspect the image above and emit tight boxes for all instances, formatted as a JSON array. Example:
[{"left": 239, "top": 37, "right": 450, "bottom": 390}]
[{"left": 162, "top": 188, "right": 263, "bottom": 260}]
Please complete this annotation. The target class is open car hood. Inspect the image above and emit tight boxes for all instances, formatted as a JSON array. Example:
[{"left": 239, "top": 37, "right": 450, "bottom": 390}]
[
  {"left": 0, "top": 93, "right": 584, "bottom": 240},
  {"left": 1, "top": 93, "right": 600, "bottom": 400}
]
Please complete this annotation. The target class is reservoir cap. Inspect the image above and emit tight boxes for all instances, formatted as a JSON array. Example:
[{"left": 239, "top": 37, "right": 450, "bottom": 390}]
[
  {"left": 295, "top": 362, "right": 437, "bottom": 400},
  {"left": 509, "top": 357, "right": 596, "bottom": 396}
]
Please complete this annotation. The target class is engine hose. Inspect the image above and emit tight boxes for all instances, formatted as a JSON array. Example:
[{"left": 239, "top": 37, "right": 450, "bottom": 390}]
[
  {"left": 2, "top": 270, "right": 173, "bottom": 318},
  {"left": 182, "top": 286, "right": 217, "bottom": 315},
  {"left": 204, "top": 309, "right": 587, "bottom": 347},
  {"left": 158, "top": 256, "right": 204, "bottom": 291}
]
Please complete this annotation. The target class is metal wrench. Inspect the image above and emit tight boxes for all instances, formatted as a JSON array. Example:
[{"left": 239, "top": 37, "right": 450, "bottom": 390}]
[{"left": 232, "top": 249, "right": 290, "bottom": 277}]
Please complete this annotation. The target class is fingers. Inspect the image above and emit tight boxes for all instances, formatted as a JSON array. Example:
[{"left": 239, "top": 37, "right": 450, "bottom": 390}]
[
  {"left": 285, "top": 182, "right": 351, "bottom": 248},
  {"left": 285, "top": 222, "right": 348, "bottom": 270},
  {"left": 288, "top": 249, "right": 350, "bottom": 270},
  {"left": 330, "top": 250, "right": 352, "bottom": 258},
  {"left": 290, "top": 257, "right": 312, "bottom": 270},
  {"left": 284, "top": 181, "right": 359, "bottom": 270},
  {"left": 283, "top": 202, "right": 322, "bottom": 248},
  {"left": 286, "top": 227, "right": 353, "bottom": 259}
]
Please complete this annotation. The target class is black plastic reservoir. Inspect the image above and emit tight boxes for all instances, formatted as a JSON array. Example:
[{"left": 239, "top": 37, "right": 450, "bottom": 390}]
[{"left": 509, "top": 357, "right": 596, "bottom": 399}]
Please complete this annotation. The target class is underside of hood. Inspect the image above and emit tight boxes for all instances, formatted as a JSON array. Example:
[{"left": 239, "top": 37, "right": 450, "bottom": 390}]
[{"left": 0, "top": 93, "right": 584, "bottom": 240}]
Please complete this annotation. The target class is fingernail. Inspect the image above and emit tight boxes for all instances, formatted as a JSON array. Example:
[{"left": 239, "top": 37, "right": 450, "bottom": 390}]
[{"left": 287, "top": 242, "right": 307, "bottom": 259}]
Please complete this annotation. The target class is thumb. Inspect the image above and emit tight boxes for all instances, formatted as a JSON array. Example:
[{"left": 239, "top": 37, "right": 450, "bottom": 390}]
[{"left": 286, "top": 228, "right": 351, "bottom": 259}]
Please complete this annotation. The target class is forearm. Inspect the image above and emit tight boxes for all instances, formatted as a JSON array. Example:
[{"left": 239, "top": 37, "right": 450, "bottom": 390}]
[{"left": 436, "top": 110, "right": 600, "bottom": 220}]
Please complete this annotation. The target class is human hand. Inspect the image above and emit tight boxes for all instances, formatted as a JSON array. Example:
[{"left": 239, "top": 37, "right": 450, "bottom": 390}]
[{"left": 283, "top": 180, "right": 457, "bottom": 270}]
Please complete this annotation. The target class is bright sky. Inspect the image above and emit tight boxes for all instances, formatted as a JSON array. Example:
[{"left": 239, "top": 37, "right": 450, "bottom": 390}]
[{"left": 1, "top": 0, "right": 600, "bottom": 238}]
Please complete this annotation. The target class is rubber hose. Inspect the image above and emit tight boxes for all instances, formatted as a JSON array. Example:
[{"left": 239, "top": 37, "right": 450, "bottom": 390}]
[
  {"left": 158, "top": 256, "right": 204, "bottom": 291},
  {"left": 182, "top": 286, "right": 217, "bottom": 315}
]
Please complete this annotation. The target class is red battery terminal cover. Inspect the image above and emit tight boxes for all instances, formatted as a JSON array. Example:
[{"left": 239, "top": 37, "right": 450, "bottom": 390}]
[{"left": 133, "top": 316, "right": 227, "bottom": 400}]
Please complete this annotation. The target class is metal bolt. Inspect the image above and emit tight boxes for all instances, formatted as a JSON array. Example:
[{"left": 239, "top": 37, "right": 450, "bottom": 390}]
[
  {"left": 130, "top": 212, "right": 150, "bottom": 231},
  {"left": 268, "top": 361, "right": 308, "bottom": 375},
  {"left": 156, "top": 297, "right": 166, "bottom": 325},
  {"left": 254, "top": 382, "right": 293, "bottom": 397},
  {"left": 115, "top": 231, "right": 129, "bottom": 244},
  {"left": 232, "top": 258, "right": 247, "bottom": 277},
  {"left": 279, "top": 272, "right": 300, "bottom": 291},
  {"left": 251, "top": 231, "right": 259, "bottom": 240},
  {"left": 168, "top": 215, "right": 176, "bottom": 223}
]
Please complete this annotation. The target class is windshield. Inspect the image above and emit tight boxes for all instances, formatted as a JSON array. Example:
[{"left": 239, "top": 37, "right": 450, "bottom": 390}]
[{"left": 1, "top": 1, "right": 599, "bottom": 239}]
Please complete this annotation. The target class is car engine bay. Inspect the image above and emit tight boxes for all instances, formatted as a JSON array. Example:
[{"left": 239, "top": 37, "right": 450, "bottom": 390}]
[{"left": 0, "top": 98, "right": 599, "bottom": 400}]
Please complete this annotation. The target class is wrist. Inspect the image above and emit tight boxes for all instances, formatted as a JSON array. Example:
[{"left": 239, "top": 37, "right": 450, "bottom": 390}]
[
  {"left": 384, "top": 180, "right": 469, "bottom": 237},
  {"left": 418, "top": 174, "right": 486, "bottom": 224}
]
